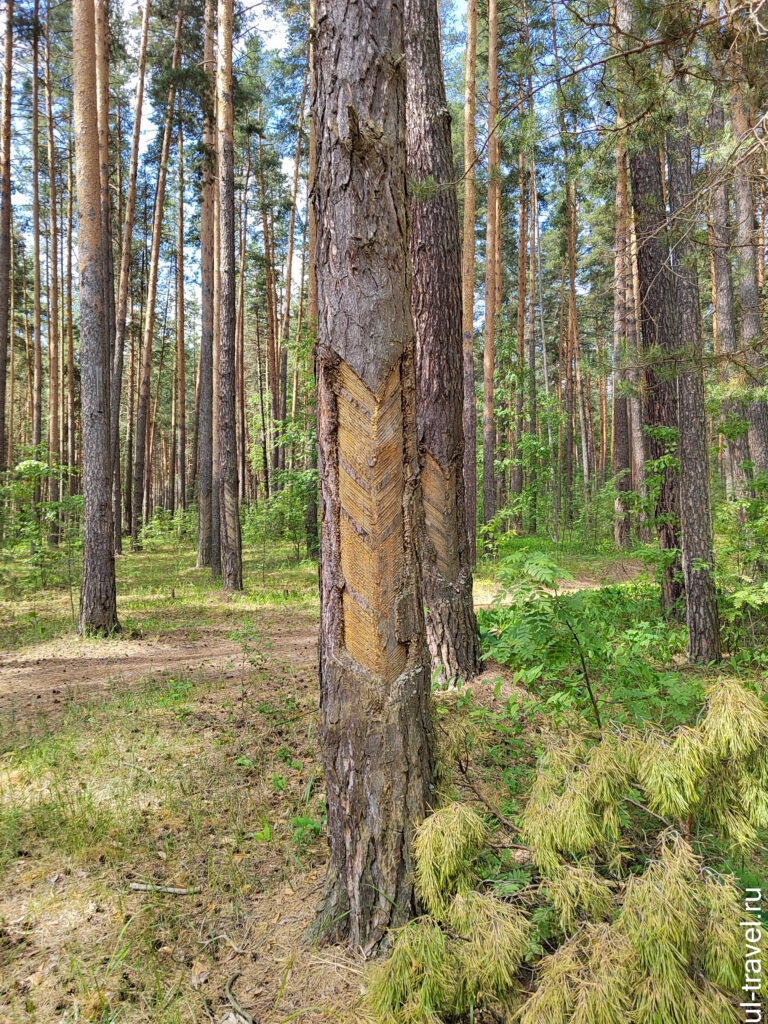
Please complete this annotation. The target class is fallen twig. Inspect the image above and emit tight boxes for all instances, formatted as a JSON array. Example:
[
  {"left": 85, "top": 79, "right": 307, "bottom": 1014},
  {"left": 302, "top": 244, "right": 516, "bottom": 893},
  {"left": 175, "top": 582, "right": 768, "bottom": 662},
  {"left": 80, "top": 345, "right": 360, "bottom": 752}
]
[
  {"left": 225, "top": 972, "right": 255, "bottom": 1024},
  {"left": 200, "top": 932, "right": 246, "bottom": 954},
  {"left": 129, "top": 882, "right": 201, "bottom": 895}
]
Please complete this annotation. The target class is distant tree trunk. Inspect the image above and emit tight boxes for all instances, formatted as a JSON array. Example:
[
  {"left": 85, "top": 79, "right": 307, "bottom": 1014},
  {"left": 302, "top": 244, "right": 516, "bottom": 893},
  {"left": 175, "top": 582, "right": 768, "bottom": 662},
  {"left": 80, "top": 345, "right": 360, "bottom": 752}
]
[
  {"left": 44, "top": 2, "right": 60, "bottom": 542},
  {"left": 511, "top": 101, "right": 526, "bottom": 525},
  {"left": 310, "top": 0, "right": 432, "bottom": 950},
  {"left": 0, "top": 0, "right": 11, "bottom": 471},
  {"left": 66, "top": 127, "right": 76, "bottom": 494},
  {"left": 304, "top": 0, "right": 319, "bottom": 557},
  {"left": 211, "top": 132, "right": 222, "bottom": 578},
  {"left": 73, "top": 0, "right": 119, "bottom": 635},
  {"left": 627, "top": 205, "right": 647, "bottom": 532},
  {"left": 216, "top": 0, "right": 242, "bottom": 591},
  {"left": 527, "top": 151, "right": 538, "bottom": 533},
  {"left": 405, "top": 0, "right": 478, "bottom": 684},
  {"left": 461, "top": 0, "right": 477, "bottom": 565},
  {"left": 176, "top": 106, "right": 186, "bottom": 512},
  {"left": 113, "top": 0, "right": 150, "bottom": 543},
  {"left": 482, "top": 0, "right": 498, "bottom": 532},
  {"left": 32, "top": 0, "right": 42, "bottom": 457},
  {"left": 611, "top": 68, "right": 631, "bottom": 546},
  {"left": 197, "top": 0, "right": 215, "bottom": 567},
  {"left": 235, "top": 143, "right": 251, "bottom": 503},
  {"left": 629, "top": 145, "right": 683, "bottom": 616},
  {"left": 667, "top": 92, "right": 720, "bottom": 664},
  {"left": 707, "top": 94, "right": 750, "bottom": 497},
  {"left": 94, "top": 0, "right": 115, "bottom": 398},
  {"left": 131, "top": 4, "right": 182, "bottom": 547},
  {"left": 727, "top": 41, "right": 768, "bottom": 474}
]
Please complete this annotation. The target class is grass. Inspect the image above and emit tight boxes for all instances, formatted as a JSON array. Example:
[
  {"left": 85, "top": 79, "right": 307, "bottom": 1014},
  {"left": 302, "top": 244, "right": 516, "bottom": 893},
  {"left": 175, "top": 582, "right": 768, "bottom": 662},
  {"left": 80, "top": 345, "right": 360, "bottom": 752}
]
[{"left": 0, "top": 662, "right": 355, "bottom": 1023}]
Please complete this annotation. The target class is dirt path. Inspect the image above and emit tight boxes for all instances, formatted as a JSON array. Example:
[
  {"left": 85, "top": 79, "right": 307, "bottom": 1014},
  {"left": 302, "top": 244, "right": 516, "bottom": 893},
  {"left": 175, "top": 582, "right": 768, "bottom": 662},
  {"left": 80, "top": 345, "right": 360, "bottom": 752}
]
[{"left": 0, "top": 615, "right": 318, "bottom": 731}]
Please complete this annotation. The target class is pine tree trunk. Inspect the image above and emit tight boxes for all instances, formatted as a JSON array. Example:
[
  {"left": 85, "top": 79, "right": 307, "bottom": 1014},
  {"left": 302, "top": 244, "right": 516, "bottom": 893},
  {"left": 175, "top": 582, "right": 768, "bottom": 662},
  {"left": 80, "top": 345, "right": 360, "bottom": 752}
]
[
  {"left": 197, "top": 0, "right": 215, "bottom": 567},
  {"left": 482, "top": 0, "right": 498, "bottom": 531},
  {"left": 216, "top": 0, "right": 242, "bottom": 591},
  {"left": 67, "top": 127, "right": 76, "bottom": 494},
  {"left": 511, "top": 105, "right": 526, "bottom": 525},
  {"left": 211, "top": 135, "right": 222, "bottom": 578},
  {"left": 0, "top": 0, "right": 11, "bottom": 471},
  {"left": 667, "top": 93, "right": 720, "bottom": 663},
  {"left": 304, "top": 0, "right": 319, "bottom": 556},
  {"left": 405, "top": 0, "right": 479, "bottom": 684},
  {"left": 461, "top": 0, "right": 477, "bottom": 565},
  {"left": 629, "top": 145, "right": 683, "bottom": 616},
  {"left": 727, "top": 41, "right": 768, "bottom": 474},
  {"left": 131, "top": 4, "right": 182, "bottom": 547},
  {"left": 176, "top": 107, "right": 186, "bottom": 512},
  {"left": 309, "top": 0, "right": 432, "bottom": 950},
  {"left": 611, "top": 117, "right": 631, "bottom": 546},
  {"left": 707, "top": 94, "right": 751, "bottom": 497},
  {"left": 73, "top": 0, "right": 118, "bottom": 635},
  {"left": 32, "top": 1, "right": 43, "bottom": 456},
  {"left": 44, "top": 2, "right": 60, "bottom": 542},
  {"left": 113, "top": 0, "right": 150, "bottom": 544},
  {"left": 94, "top": 0, "right": 115, "bottom": 397}
]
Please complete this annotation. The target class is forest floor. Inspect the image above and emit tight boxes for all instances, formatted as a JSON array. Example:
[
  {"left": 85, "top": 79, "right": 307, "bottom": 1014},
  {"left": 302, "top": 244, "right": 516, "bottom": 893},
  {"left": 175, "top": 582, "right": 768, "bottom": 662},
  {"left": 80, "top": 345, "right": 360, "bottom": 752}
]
[{"left": 0, "top": 537, "right": 643, "bottom": 1023}]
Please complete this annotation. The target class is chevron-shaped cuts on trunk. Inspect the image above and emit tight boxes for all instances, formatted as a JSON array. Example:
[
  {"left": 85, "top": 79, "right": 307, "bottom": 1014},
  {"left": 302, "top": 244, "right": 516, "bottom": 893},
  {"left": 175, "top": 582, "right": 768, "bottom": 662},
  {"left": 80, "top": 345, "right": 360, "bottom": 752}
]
[{"left": 337, "top": 361, "right": 407, "bottom": 683}]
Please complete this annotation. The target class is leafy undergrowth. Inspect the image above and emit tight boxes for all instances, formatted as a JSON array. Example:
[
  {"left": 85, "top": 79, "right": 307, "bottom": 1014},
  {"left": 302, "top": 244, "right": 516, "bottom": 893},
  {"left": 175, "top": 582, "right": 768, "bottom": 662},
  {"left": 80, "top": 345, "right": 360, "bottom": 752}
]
[{"left": 0, "top": 658, "right": 361, "bottom": 1023}]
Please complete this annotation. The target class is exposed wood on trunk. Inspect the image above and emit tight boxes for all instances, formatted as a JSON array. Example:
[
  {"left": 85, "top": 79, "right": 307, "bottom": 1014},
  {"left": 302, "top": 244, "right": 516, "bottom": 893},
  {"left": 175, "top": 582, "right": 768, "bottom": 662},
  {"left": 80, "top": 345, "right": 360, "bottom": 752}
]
[
  {"left": 310, "top": 0, "right": 432, "bottom": 950},
  {"left": 405, "top": 0, "right": 478, "bottom": 684}
]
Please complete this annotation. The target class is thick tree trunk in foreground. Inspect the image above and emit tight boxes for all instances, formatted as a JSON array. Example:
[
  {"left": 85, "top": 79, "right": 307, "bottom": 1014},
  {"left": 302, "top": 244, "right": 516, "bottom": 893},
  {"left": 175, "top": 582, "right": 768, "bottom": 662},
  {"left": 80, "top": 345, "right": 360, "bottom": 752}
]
[
  {"left": 310, "top": 0, "right": 432, "bottom": 952},
  {"left": 405, "top": 0, "right": 478, "bottom": 684},
  {"left": 197, "top": 0, "right": 215, "bottom": 567},
  {"left": 0, "top": 0, "right": 12, "bottom": 471},
  {"left": 73, "top": 0, "right": 119, "bottom": 635},
  {"left": 667, "top": 99, "right": 720, "bottom": 664},
  {"left": 461, "top": 0, "right": 477, "bottom": 565},
  {"left": 216, "top": 0, "right": 242, "bottom": 591},
  {"left": 482, "top": 0, "right": 498, "bottom": 532},
  {"left": 629, "top": 145, "right": 683, "bottom": 616}
]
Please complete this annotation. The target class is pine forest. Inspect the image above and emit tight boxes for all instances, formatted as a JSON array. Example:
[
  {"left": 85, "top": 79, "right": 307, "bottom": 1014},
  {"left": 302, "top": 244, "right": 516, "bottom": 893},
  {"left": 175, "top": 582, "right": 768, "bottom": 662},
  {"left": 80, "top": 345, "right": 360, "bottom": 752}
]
[{"left": 1, "top": 0, "right": 768, "bottom": 1019}]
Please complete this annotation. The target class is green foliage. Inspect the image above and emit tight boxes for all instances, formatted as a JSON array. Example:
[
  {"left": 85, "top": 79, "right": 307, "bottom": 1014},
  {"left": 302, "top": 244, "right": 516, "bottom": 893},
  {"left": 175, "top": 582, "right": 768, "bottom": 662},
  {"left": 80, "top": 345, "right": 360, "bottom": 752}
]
[
  {"left": 479, "top": 549, "right": 698, "bottom": 728},
  {"left": 369, "top": 677, "right": 766, "bottom": 1024},
  {"left": 414, "top": 803, "right": 487, "bottom": 920}
]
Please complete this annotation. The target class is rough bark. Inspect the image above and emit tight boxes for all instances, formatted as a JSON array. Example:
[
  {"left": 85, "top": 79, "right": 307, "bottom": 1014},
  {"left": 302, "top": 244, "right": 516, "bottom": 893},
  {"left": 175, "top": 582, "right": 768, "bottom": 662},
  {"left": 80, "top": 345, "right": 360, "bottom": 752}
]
[
  {"left": 73, "top": 0, "right": 119, "bottom": 635},
  {"left": 197, "top": 0, "right": 215, "bottom": 567},
  {"left": 310, "top": 0, "right": 432, "bottom": 951},
  {"left": 667, "top": 97, "right": 720, "bottom": 663},
  {"left": 461, "top": 0, "right": 478, "bottom": 565},
  {"left": 216, "top": 0, "right": 242, "bottom": 591},
  {"left": 629, "top": 145, "right": 683, "bottom": 616},
  {"left": 405, "top": 0, "right": 478, "bottom": 684},
  {"left": 0, "top": 0, "right": 11, "bottom": 470}
]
